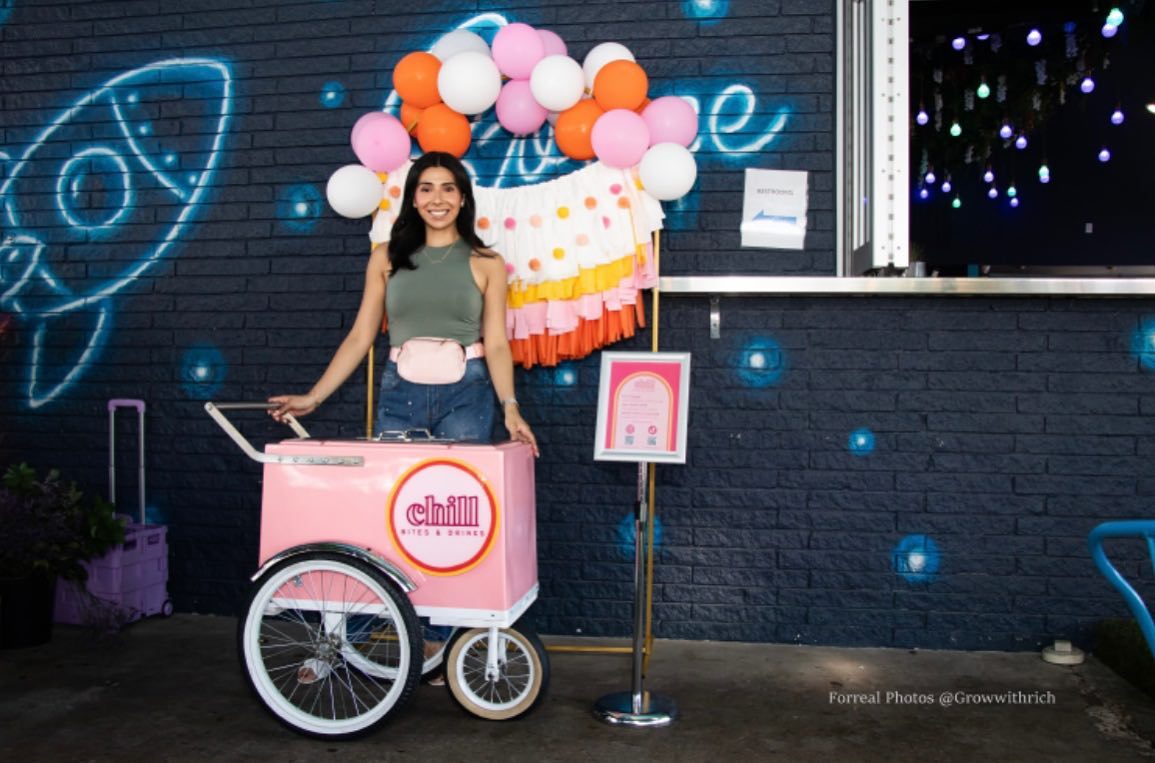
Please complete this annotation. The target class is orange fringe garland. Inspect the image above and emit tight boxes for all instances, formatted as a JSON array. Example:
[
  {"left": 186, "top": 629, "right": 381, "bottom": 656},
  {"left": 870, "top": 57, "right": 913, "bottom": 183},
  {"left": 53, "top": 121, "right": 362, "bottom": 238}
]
[{"left": 509, "top": 295, "right": 647, "bottom": 369}]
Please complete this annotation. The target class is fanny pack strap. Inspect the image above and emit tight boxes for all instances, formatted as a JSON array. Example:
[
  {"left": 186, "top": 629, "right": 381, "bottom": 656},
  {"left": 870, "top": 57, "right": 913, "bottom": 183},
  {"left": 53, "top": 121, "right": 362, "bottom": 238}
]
[{"left": 389, "top": 341, "right": 484, "bottom": 362}]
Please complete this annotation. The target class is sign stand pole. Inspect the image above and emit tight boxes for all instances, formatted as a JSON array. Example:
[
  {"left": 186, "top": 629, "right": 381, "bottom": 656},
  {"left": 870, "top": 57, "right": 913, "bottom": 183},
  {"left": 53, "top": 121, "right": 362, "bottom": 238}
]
[{"left": 593, "top": 460, "right": 678, "bottom": 727}]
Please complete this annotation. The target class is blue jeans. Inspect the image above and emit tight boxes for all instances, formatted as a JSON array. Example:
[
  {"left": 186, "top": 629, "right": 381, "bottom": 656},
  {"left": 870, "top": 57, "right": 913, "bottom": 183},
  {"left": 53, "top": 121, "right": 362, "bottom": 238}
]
[{"left": 375, "top": 357, "right": 496, "bottom": 442}]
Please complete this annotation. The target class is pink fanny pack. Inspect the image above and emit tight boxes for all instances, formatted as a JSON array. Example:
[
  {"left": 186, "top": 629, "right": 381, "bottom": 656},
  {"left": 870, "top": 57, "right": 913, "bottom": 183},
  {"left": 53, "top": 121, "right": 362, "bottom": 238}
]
[{"left": 390, "top": 338, "right": 484, "bottom": 385}]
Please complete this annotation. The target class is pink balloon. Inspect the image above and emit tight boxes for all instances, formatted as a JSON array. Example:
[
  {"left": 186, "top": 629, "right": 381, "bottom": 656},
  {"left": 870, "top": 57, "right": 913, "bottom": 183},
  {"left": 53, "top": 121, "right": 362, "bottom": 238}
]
[
  {"left": 538, "top": 28, "right": 567, "bottom": 57},
  {"left": 492, "top": 22, "right": 546, "bottom": 80},
  {"left": 351, "top": 112, "right": 386, "bottom": 149},
  {"left": 496, "top": 79, "right": 548, "bottom": 135},
  {"left": 351, "top": 113, "right": 412, "bottom": 172},
  {"left": 641, "top": 96, "right": 698, "bottom": 148},
  {"left": 591, "top": 109, "right": 650, "bottom": 169}
]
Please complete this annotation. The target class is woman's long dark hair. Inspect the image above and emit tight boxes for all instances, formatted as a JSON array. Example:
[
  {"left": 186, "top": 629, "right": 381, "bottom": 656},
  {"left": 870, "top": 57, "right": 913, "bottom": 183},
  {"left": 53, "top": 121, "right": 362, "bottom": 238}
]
[{"left": 387, "top": 152, "right": 492, "bottom": 272}]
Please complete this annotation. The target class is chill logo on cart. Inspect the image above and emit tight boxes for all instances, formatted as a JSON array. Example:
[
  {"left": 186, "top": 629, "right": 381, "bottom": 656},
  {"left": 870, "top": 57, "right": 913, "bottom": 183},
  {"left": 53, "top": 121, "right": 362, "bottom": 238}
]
[{"left": 386, "top": 459, "right": 499, "bottom": 575}]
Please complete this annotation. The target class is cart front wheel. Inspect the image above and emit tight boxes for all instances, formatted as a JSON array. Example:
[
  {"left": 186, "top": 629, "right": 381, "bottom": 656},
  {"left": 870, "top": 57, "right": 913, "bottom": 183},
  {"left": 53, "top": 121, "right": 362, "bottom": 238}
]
[
  {"left": 445, "top": 623, "right": 549, "bottom": 720},
  {"left": 238, "top": 553, "right": 422, "bottom": 739}
]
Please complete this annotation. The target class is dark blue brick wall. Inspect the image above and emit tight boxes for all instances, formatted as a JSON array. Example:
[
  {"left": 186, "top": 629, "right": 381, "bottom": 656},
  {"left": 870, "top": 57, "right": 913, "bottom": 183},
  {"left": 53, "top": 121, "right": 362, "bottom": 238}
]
[{"left": 2, "top": 0, "right": 1151, "bottom": 652}]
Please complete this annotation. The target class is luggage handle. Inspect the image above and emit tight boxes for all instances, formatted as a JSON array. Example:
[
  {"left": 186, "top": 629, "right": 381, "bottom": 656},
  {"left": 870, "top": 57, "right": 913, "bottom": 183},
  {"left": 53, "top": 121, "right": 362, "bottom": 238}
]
[
  {"left": 204, "top": 402, "right": 364, "bottom": 467},
  {"left": 109, "top": 399, "right": 147, "bottom": 525}
]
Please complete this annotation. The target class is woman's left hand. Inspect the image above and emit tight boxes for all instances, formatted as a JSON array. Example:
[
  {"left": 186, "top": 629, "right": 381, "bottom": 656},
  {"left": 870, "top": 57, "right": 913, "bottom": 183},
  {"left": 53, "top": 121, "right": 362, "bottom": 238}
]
[{"left": 505, "top": 408, "right": 539, "bottom": 457}]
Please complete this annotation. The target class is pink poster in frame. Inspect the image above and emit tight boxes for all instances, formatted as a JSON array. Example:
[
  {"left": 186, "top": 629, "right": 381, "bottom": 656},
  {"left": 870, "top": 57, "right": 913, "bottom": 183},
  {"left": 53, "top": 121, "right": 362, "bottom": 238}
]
[{"left": 594, "top": 352, "right": 691, "bottom": 464}]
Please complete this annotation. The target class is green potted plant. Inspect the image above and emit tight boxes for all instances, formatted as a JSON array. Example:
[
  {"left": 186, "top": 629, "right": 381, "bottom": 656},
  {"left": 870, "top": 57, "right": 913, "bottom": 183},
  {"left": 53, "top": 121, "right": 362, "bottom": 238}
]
[{"left": 0, "top": 463, "right": 125, "bottom": 648}]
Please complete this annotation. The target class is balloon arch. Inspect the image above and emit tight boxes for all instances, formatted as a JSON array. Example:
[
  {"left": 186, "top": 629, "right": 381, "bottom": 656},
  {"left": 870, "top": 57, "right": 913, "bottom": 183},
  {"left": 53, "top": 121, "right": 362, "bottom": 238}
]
[{"left": 325, "top": 24, "right": 699, "bottom": 368}]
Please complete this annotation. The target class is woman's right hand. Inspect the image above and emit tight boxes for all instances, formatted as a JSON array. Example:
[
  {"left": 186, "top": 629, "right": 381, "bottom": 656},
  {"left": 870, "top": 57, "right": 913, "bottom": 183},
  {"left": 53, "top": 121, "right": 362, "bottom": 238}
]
[{"left": 268, "top": 394, "right": 320, "bottom": 422}]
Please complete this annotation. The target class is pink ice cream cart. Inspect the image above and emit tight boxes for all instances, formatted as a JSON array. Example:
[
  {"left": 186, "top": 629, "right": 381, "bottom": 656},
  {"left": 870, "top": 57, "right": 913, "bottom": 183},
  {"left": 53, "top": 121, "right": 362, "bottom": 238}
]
[{"left": 206, "top": 402, "right": 548, "bottom": 739}]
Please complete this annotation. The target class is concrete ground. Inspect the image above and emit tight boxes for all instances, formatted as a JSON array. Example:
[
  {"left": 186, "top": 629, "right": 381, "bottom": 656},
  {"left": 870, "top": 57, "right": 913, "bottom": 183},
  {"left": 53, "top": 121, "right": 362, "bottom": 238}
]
[{"left": 2, "top": 615, "right": 1155, "bottom": 762}]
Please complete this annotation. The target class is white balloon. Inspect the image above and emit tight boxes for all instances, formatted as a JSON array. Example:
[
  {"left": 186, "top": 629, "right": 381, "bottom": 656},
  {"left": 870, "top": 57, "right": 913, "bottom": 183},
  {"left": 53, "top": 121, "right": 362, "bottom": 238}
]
[
  {"left": 438, "top": 51, "right": 502, "bottom": 115},
  {"left": 431, "top": 29, "right": 490, "bottom": 61},
  {"left": 638, "top": 143, "right": 697, "bottom": 201},
  {"left": 529, "top": 55, "right": 585, "bottom": 113},
  {"left": 582, "top": 41, "right": 635, "bottom": 91},
  {"left": 326, "top": 164, "right": 383, "bottom": 218}
]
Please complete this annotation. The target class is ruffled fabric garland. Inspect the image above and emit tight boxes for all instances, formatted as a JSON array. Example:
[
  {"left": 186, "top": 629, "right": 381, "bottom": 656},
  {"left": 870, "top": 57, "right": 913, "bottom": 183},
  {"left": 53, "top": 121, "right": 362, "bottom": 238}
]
[{"left": 369, "top": 161, "right": 662, "bottom": 368}]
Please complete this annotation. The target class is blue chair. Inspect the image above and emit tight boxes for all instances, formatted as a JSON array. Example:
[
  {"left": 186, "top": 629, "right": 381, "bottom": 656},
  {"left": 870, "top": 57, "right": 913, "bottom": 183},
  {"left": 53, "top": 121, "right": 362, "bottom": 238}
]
[{"left": 1088, "top": 520, "right": 1155, "bottom": 659}]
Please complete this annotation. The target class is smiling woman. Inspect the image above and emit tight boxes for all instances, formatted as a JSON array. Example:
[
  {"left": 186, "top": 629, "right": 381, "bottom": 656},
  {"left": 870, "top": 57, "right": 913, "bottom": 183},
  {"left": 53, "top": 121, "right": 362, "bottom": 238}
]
[{"left": 270, "top": 152, "right": 539, "bottom": 456}]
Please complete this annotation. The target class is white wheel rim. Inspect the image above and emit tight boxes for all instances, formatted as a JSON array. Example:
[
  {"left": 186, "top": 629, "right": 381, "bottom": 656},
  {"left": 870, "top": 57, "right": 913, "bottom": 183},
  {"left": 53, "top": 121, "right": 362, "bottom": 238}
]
[
  {"left": 242, "top": 559, "right": 414, "bottom": 735},
  {"left": 452, "top": 630, "right": 537, "bottom": 713}
]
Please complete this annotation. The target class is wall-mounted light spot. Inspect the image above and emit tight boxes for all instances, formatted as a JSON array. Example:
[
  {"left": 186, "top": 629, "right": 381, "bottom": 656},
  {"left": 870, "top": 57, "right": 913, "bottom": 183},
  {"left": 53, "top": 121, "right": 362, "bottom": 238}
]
[
  {"left": 893, "top": 534, "right": 941, "bottom": 583},
  {"left": 1027, "top": 29, "right": 1042, "bottom": 46},
  {"left": 320, "top": 81, "right": 347, "bottom": 109},
  {"left": 617, "top": 514, "right": 664, "bottom": 559},
  {"left": 278, "top": 183, "right": 322, "bottom": 232},
  {"left": 181, "top": 344, "right": 227, "bottom": 399},
  {"left": 848, "top": 427, "right": 875, "bottom": 456},
  {"left": 683, "top": 0, "right": 729, "bottom": 21},
  {"left": 553, "top": 363, "right": 577, "bottom": 387},
  {"left": 1130, "top": 318, "right": 1155, "bottom": 370},
  {"left": 951, "top": 36, "right": 966, "bottom": 51},
  {"left": 736, "top": 336, "right": 786, "bottom": 388}
]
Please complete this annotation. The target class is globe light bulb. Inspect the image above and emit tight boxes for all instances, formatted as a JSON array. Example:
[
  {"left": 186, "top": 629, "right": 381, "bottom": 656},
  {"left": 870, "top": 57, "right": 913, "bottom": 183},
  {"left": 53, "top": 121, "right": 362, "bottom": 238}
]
[
  {"left": 919, "top": 187, "right": 930, "bottom": 200},
  {"left": 1107, "top": 8, "right": 1124, "bottom": 26},
  {"left": 988, "top": 187, "right": 998, "bottom": 199},
  {"left": 952, "top": 197, "right": 961, "bottom": 209},
  {"left": 1038, "top": 164, "right": 1050, "bottom": 179},
  {"left": 1007, "top": 185, "right": 1017, "bottom": 198},
  {"left": 1010, "top": 197, "right": 1020, "bottom": 208},
  {"left": 1111, "top": 109, "right": 1124, "bottom": 125},
  {"left": 950, "top": 122, "right": 962, "bottom": 137},
  {"left": 1098, "top": 148, "right": 1111, "bottom": 162},
  {"left": 1027, "top": 29, "right": 1042, "bottom": 46},
  {"left": 916, "top": 109, "right": 929, "bottom": 125},
  {"left": 983, "top": 169, "right": 994, "bottom": 183},
  {"left": 1015, "top": 135, "right": 1028, "bottom": 150},
  {"left": 925, "top": 171, "right": 936, "bottom": 184},
  {"left": 1081, "top": 77, "right": 1096, "bottom": 94},
  {"left": 1102, "top": 23, "right": 1119, "bottom": 38},
  {"left": 977, "top": 82, "right": 990, "bottom": 99},
  {"left": 999, "top": 123, "right": 1013, "bottom": 139},
  {"left": 952, "top": 36, "right": 966, "bottom": 51},
  {"left": 1039, "top": 174, "right": 1051, "bottom": 184},
  {"left": 941, "top": 179, "right": 952, "bottom": 193}
]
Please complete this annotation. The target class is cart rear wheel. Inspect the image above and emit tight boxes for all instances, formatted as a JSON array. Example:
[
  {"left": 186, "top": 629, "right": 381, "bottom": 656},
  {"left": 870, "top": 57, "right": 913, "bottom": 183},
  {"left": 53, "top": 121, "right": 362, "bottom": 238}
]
[
  {"left": 238, "top": 553, "right": 421, "bottom": 739},
  {"left": 444, "top": 622, "right": 549, "bottom": 720}
]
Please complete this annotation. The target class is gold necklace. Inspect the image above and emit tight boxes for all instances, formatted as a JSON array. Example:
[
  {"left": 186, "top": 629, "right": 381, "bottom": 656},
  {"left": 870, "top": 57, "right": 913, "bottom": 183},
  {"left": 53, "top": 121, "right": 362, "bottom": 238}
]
[{"left": 422, "top": 240, "right": 458, "bottom": 264}]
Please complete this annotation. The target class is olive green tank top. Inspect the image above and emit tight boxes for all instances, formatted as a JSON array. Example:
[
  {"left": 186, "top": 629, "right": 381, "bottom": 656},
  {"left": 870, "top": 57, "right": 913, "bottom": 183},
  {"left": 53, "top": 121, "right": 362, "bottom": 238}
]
[{"left": 386, "top": 238, "right": 483, "bottom": 347}]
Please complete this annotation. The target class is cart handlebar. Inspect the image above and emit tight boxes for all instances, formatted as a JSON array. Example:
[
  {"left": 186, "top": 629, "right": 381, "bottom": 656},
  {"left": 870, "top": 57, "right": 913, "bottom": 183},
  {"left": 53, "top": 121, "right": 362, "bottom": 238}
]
[{"left": 204, "top": 402, "right": 363, "bottom": 468}]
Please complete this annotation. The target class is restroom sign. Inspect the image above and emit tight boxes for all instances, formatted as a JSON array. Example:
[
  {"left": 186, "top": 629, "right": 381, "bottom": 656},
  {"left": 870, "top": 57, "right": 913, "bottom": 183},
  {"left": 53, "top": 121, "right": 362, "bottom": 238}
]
[
  {"left": 387, "top": 459, "right": 499, "bottom": 575},
  {"left": 594, "top": 352, "right": 691, "bottom": 464}
]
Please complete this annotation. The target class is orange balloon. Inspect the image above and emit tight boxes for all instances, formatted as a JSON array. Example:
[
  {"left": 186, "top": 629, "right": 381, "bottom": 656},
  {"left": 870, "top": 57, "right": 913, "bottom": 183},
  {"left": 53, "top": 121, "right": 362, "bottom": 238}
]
[
  {"left": 417, "top": 103, "right": 471, "bottom": 157},
  {"left": 393, "top": 52, "right": 442, "bottom": 109},
  {"left": 400, "top": 102, "right": 424, "bottom": 135},
  {"left": 593, "top": 60, "right": 648, "bottom": 111},
  {"left": 554, "top": 99, "right": 604, "bottom": 161}
]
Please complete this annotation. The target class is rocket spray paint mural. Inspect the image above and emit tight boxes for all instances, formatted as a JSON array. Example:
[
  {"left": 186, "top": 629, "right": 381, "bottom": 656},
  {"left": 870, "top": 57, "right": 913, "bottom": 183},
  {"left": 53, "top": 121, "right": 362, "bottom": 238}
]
[{"left": 0, "top": 58, "right": 232, "bottom": 408}]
